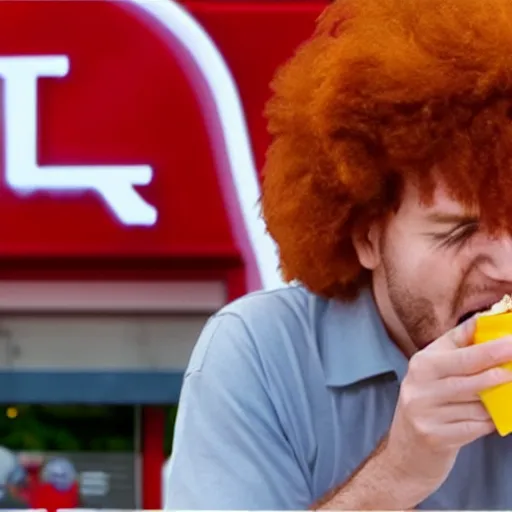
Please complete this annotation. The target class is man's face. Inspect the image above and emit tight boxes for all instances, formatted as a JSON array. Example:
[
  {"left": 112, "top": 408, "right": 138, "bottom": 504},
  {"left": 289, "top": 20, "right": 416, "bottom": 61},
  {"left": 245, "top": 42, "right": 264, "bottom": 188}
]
[{"left": 362, "top": 180, "right": 512, "bottom": 351}]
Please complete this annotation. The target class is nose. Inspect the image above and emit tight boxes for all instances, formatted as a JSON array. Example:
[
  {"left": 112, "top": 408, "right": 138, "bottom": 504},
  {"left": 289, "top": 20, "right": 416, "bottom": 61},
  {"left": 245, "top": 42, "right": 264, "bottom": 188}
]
[{"left": 480, "top": 235, "right": 512, "bottom": 282}]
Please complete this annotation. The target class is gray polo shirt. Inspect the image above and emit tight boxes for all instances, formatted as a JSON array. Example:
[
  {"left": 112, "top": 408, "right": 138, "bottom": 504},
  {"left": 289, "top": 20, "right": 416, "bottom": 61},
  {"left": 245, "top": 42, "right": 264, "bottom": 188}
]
[{"left": 165, "top": 285, "right": 512, "bottom": 510}]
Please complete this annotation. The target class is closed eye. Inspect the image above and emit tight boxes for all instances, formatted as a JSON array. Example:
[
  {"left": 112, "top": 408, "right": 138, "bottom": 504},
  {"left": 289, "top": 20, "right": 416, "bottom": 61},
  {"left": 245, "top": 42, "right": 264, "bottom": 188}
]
[{"left": 429, "top": 221, "right": 479, "bottom": 249}]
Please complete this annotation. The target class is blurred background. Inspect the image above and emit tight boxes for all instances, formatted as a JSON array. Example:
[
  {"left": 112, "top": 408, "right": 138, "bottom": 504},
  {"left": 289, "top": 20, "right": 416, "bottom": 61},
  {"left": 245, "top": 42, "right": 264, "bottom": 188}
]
[{"left": 0, "top": 0, "right": 329, "bottom": 509}]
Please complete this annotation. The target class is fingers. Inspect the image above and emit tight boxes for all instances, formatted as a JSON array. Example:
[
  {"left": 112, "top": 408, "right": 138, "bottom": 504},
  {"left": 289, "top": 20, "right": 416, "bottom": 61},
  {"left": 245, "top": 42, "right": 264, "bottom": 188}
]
[
  {"left": 429, "top": 316, "right": 477, "bottom": 351},
  {"left": 412, "top": 364, "right": 512, "bottom": 404},
  {"left": 438, "top": 366, "right": 512, "bottom": 401},
  {"left": 435, "top": 419, "right": 496, "bottom": 447},
  {"left": 397, "top": 316, "right": 509, "bottom": 455},
  {"left": 407, "top": 413, "right": 496, "bottom": 451},
  {"left": 436, "top": 402, "right": 490, "bottom": 423},
  {"left": 417, "top": 337, "right": 512, "bottom": 379}
]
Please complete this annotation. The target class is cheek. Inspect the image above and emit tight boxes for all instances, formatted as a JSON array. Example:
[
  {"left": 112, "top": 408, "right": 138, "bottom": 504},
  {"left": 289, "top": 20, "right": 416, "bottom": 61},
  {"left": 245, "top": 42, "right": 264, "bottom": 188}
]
[
  {"left": 383, "top": 230, "right": 463, "bottom": 301},
  {"left": 382, "top": 225, "right": 434, "bottom": 282}
]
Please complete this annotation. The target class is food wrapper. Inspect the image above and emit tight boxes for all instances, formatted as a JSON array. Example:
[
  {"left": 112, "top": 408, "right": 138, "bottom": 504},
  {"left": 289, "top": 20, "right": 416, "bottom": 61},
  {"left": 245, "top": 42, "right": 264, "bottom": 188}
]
[{"left": 474, "top": 305, "right": 512, "bottom": 436}]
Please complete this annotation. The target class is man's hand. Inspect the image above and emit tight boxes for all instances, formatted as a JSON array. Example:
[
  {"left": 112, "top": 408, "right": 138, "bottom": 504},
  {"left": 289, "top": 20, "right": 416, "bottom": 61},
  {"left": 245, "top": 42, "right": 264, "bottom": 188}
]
[
  {"left": 314, "top": 317, "right": 512, "bottom": 511},
  {"left": 383, "top": 317, "right": 512, "bottom": 504}
]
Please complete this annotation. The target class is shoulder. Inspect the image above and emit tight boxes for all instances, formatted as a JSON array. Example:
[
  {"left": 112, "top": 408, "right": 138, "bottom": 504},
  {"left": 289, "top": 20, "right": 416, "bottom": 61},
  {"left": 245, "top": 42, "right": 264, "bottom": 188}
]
[
  {"left": 185, "top": 284, "right": 328, "bottom": 376},
  {"left": 223, "top": 283, "right": 318, "bottom": 323},
  {"left": 166, "top": 286, "right": 326, "bottom": 509}
]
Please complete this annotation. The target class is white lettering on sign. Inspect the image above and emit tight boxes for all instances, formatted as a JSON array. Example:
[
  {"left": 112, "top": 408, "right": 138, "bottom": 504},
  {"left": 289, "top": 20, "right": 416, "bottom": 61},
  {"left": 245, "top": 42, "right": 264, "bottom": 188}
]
[{"left": 0, "top": 56, "right": 157, "bottom": 226}]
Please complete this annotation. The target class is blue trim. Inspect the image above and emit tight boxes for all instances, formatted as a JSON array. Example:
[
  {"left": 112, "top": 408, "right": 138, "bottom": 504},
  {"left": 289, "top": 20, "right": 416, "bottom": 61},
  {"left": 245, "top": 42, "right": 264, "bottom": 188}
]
[{"left": 0, "top": 371, "right": 184, "bottom": 404}]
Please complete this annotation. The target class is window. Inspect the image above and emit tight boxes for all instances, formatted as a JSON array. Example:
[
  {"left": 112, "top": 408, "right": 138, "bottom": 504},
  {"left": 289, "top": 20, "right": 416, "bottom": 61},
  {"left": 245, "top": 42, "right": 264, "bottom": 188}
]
[{"left": 0, "top": 405, "right": 135, "bottom": 452}]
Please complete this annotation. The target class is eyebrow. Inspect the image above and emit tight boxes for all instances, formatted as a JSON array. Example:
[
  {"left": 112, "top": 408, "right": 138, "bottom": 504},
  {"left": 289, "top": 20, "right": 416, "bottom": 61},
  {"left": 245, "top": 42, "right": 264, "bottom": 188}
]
[{"left": 425, "top": 213, "right": 479, "bottom": 225}]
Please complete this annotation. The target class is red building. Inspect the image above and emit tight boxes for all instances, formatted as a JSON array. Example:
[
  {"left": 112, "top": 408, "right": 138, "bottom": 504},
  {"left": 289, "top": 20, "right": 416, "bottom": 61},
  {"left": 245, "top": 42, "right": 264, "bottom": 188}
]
[{"left": 0, "top": 0, "right": 326, "bottom": 508}]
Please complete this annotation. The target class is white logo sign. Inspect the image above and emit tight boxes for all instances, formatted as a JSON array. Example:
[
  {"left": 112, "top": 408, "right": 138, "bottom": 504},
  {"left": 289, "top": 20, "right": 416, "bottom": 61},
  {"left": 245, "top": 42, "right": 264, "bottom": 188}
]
[{"left": 0, "top": 56, "right": 157, "bottom": 226}]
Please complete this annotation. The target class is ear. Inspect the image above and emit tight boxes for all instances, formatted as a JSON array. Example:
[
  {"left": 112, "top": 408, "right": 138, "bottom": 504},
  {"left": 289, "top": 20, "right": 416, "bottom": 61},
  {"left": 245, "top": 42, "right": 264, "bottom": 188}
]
[{"left": 352, "top": 220, "right": 383, "bottom": 271}]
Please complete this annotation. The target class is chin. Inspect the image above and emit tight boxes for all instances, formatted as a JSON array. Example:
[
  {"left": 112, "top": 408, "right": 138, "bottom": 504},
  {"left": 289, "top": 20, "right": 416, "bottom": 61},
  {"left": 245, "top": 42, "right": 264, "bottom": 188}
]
[
  {"left": 415, "top": 337, "right": 435, "bottom": 350},
  {"left": 414, "top": 323, "right": 447, "bottom": 349}
]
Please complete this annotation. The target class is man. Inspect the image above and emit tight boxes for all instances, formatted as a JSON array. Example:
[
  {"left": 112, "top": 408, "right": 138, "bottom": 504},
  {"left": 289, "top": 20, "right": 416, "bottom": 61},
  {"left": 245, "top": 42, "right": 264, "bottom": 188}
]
[
  {"left": 32, "top": 457, "right": 81, "bottom": 512},
  {"left": 165, "top": 0, "right": 512, "bottom": 508}
]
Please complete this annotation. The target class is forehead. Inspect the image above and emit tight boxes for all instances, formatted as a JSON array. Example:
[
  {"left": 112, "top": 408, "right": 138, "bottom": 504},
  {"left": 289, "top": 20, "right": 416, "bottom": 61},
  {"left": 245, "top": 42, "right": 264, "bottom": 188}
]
[{"left": 396, "top": 179, "right": 478, "bottom": 222}]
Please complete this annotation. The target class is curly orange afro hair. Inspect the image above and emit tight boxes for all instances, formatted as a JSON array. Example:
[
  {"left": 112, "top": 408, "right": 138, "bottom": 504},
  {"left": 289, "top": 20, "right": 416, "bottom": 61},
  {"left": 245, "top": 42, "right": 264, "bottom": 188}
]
[{"left": 261, "top": 0, "right": 512, "bottom": 299}]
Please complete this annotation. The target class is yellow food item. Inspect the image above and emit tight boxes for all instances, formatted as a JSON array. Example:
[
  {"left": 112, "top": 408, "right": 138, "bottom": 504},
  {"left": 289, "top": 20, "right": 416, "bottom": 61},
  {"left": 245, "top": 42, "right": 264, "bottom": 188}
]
[{"left": 474, "top": 296, "right": 512, "bottom": 436}]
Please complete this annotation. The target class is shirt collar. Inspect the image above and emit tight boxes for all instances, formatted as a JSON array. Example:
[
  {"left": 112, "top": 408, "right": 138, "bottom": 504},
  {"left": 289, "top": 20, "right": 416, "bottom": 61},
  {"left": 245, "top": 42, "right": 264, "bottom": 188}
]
[{"left": 319, "top": 288, "right": 408, "bottom": 387}]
